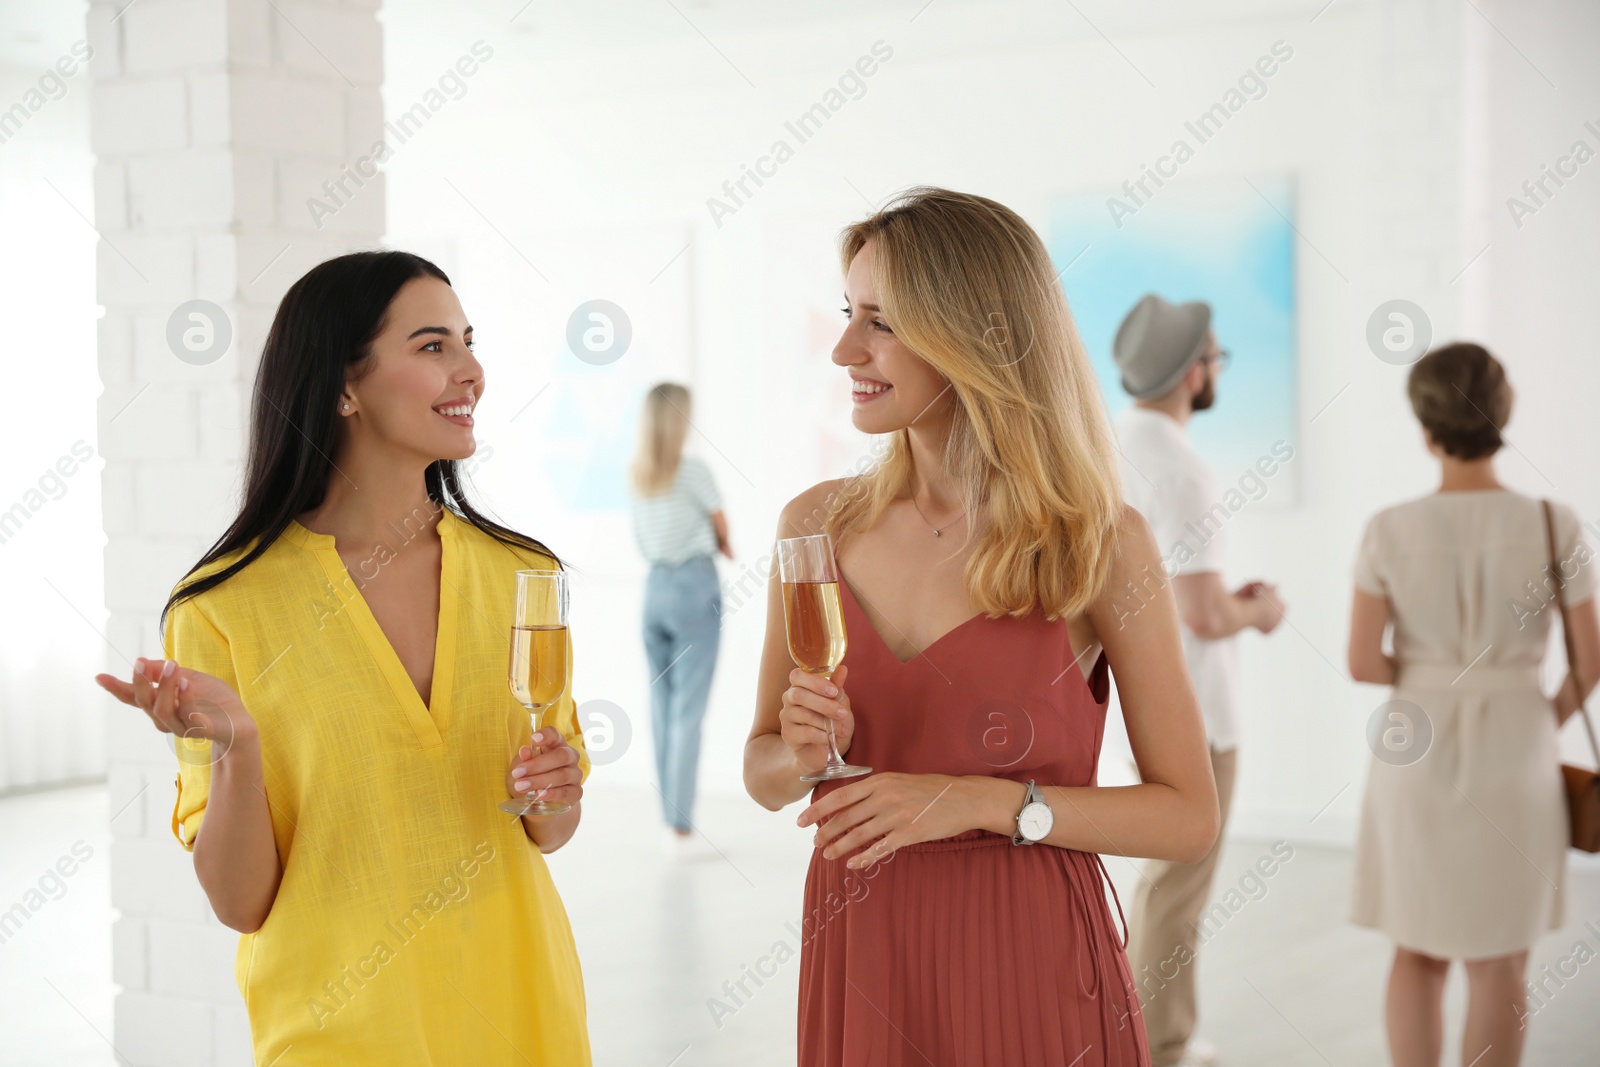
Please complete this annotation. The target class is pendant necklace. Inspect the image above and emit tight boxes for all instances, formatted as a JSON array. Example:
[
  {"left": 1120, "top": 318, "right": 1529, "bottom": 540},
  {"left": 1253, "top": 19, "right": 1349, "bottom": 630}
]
[{"left": 910, "top": 496, "right": 966, "bottom": 538}]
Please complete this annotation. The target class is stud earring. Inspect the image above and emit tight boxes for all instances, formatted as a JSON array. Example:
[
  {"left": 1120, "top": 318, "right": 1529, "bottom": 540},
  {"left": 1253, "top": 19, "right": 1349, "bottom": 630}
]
[{"left": 342, "top": 403, "right": 350, "bottom": 411}]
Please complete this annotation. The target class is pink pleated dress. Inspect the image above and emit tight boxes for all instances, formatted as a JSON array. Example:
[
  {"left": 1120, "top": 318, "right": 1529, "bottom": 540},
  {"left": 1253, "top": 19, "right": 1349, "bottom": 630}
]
[{"left": 797, "top": 577, "right": 1150, "bottom": 1066}]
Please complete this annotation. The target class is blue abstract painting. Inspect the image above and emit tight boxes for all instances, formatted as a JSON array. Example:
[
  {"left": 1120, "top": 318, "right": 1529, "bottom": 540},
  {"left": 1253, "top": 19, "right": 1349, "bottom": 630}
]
[{"left": 1047, "top": 175, "right": 1299, "bottom": 507}]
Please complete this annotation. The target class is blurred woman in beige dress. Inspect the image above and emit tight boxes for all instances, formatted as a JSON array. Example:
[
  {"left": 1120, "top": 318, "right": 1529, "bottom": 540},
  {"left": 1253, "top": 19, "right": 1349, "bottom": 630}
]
[{"left": 1347, "top": 342, "right": 1600, "bottom": 1067}]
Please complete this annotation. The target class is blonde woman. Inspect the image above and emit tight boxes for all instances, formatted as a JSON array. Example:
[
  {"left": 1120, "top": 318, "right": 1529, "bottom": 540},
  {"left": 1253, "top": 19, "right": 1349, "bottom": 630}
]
[
  {"left": 631, "top": 384, "right": 732, "bottom": 846},
  {"left": 743, "top": 188, "right": 1220, "bottom": 1065},
  {"left": 1348, "top": 342, "right": 1600, "bottom": 1067}
]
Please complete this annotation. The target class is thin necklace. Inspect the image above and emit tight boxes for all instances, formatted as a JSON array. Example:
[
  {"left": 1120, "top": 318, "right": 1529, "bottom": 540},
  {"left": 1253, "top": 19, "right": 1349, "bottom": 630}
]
[{"left": 910, "top": 495, "right": 966, "bottom": 537}]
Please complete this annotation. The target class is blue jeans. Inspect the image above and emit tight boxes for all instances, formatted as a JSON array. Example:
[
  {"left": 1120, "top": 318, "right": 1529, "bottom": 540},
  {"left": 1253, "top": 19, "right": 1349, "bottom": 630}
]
[{"left": 642, "top": 555, "right": 722, "bottom": 831}]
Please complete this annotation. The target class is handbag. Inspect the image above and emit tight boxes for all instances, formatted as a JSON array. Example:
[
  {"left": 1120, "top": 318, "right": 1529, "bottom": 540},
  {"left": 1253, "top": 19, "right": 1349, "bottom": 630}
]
[{"left": 1541, "top": 498, "right": 1600, "bottom": 852}]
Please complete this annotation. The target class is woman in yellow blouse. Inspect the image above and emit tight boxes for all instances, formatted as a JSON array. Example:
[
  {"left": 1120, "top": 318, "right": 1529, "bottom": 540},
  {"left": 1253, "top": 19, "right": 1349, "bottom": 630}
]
[{"left": 93, "top": 251, "right": 593, "bottom": 1065}]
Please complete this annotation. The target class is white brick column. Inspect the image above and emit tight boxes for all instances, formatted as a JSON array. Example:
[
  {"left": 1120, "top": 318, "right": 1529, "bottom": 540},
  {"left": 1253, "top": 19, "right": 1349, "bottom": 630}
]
[{"left": 89, "top": 2, "right": 385, "bottom": 1062}]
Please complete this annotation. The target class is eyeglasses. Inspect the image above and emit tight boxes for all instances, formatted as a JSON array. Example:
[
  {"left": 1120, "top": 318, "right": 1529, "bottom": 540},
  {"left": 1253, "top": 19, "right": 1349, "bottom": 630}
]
[{"left": 1204, "top": 348, "right": 1231, "bottom": 371}]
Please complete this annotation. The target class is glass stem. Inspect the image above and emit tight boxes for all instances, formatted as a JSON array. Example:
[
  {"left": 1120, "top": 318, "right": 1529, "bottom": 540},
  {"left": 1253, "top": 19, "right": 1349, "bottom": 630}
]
[
  {"left": 824, "top": 720, "right": 846, "bottom": 767},
  {"left": 823, "top": 667, "right": 845, "bottom": 767}
]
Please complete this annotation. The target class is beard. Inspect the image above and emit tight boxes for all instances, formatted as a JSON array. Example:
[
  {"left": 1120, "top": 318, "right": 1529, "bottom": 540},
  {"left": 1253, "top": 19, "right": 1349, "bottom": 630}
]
[{"left": 1191, "top": 375, "right": 1216, "bottom": 412}]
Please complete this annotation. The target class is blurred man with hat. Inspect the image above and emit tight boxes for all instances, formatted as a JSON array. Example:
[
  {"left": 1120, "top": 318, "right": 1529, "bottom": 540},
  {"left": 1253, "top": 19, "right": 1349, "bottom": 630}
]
[{"left": 1112, "top": 293, "right": 1286, "bottom": 1067}]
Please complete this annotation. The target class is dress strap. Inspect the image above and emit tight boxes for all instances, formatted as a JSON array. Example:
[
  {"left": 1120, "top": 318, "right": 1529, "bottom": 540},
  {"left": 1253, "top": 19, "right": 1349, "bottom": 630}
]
[
  {"left": 1064, "top": 850, "right": 1130, "bottom": 1057},
  {"left": 1065, "top": 852, "right": 1129, "bottom": 994},
  {"left": 1065, "top": 856, "right": 1107, "bottom": 1000},
  {"left": 1095, "top": 851, "right": 1130, "bottom": 951}
]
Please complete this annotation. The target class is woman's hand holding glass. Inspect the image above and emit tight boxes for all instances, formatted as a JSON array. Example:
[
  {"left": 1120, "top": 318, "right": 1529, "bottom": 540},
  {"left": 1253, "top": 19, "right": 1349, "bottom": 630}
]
[
  {"left": 778, "top": 662, "right": 858, "bottom": 777},
  {"left": 505, "top": 727, "right": 583, "bottom": 811}
]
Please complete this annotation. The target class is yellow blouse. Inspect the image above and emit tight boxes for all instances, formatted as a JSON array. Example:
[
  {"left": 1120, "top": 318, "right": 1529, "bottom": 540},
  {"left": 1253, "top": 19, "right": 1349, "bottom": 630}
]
[{"left": 164, "top": 506, "right": 592, "bottom": 1065}]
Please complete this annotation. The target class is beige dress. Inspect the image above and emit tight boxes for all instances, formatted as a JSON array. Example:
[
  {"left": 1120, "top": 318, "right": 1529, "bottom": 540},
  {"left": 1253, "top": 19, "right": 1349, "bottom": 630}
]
[{"left": 1350, "top": 489, "right": 1597, "bottom": 959}]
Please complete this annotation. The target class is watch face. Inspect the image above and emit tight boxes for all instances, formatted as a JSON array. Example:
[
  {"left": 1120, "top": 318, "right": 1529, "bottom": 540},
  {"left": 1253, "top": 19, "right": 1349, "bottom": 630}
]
[{"left": 1020, "top": 802, "right": 1053, "bottom": 840}]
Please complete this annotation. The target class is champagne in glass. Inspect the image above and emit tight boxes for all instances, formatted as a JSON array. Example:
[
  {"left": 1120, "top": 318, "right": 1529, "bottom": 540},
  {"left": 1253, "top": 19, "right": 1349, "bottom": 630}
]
[
  {"left": 777, "top": 534, "right": 871, "bottom": 782},
  {"left": 783, "top": 580, "right": 847, "bottom": 673},
  {"left": 499, "top": 569, "right": 573, "bottom": 816},
  {"left": 510, "top": 625, "right": 569, "bottom": 707}
]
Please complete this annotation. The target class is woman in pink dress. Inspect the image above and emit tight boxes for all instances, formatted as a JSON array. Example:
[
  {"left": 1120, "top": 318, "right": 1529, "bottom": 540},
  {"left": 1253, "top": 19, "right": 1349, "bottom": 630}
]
[{"left": 743, "top": 187, "right": 1222, "bottom": 1066}]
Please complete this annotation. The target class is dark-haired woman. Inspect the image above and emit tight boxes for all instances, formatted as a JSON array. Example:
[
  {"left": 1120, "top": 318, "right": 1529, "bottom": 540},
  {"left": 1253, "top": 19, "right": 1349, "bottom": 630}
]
[
  {"left": 1348, "top": 342, "right": 1600, "bottom": 1067},
  {"left": 93, "top": 252, "right": 593, "bottom": 1064}
]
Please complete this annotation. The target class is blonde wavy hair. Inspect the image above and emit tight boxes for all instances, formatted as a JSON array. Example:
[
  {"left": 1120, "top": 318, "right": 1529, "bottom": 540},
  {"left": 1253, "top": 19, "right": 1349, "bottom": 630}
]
[
  {"left": 631, "top": 382, "right": 692, "bottom": 495},
  {"left": 824, "top": 186, "right": 1125, "bottom": 621}
]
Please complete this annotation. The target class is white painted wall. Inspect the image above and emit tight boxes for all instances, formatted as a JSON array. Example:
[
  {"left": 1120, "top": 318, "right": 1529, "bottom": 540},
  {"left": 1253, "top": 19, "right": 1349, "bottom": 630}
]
[
  {"left": 1466, "top": 0, "right": 1600, "bottom": 773},
  {"left": 90, "top": 0, "right": 387, "bottom": 1062}
]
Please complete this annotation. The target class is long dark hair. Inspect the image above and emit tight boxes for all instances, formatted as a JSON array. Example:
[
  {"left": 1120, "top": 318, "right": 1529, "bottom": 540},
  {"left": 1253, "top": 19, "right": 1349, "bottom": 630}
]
[{"left": 160, "top": 250, "right": 561, "bottom": 634}]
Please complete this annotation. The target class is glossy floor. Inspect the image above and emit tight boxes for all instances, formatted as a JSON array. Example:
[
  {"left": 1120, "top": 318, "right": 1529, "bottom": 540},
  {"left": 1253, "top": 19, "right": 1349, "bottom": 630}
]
[{"left": 4, "top": 783, "right": 1598, "bottom": 1065}]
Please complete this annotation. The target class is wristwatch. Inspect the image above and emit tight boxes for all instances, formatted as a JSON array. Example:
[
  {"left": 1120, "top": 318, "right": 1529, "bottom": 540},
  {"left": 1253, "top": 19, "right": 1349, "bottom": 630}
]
[{"left": 1011, "top": 779, "right": 1053, "bottom": 845}]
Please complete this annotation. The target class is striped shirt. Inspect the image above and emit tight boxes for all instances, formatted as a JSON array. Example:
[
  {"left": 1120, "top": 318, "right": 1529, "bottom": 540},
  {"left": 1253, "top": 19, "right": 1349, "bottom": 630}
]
[{"left": 631, "top": 455, "right": 721, "bottom": 565}]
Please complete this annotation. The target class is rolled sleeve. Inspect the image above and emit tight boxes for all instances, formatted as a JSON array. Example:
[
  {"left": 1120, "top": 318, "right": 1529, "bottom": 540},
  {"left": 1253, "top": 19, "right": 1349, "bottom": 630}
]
[
  {"left": 545, "top": 623, "right": 591, "bottom": 785},
  {"left": 161, "top": 594, "right": 236, "bottom": 852},
  {"left": 1556, "top": 502, "right": 1598, "bottom": 608},
  {"left": 547, "top": 684, "right": 592, "bottom": 783},
  {"left": 1353, "top": 512, "right": 1387, "bottom": 598}
]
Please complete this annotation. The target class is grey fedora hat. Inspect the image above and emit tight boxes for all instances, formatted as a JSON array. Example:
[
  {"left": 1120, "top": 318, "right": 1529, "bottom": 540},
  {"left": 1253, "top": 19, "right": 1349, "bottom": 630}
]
[{"left": 1112, "top": 293, "right": 1212, "bottom": 400}]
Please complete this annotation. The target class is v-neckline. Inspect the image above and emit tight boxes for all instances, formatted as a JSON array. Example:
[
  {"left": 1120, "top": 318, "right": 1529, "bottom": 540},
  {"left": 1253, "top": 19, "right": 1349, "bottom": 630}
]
[
  {"left": 837, "top": 571, "right": 1099, "bottom": 690},
  {"left": 836, "top": 573, "right": 986, "bottom": 666},
  {"left": 287, "top": 508, "right": 459, "bottom": 749}
]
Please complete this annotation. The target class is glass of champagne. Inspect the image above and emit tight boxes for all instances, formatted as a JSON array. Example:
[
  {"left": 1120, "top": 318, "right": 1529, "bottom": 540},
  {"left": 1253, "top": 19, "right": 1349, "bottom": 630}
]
[
  {"left": 777, "top": 533, "right": 871, "bottom": 782},
  {"left": 499, "top": 568, "right": 573, "bottom": 816}
]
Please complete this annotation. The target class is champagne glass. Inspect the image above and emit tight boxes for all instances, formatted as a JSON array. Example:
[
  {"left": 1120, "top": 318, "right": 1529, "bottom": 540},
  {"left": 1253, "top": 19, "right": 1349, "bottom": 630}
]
[
  {"left": 778, "top": 534, "right": 871, "bottom": 782},
  {"left": 499, "top": 569, "right": 573, "bottom": 816}
]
